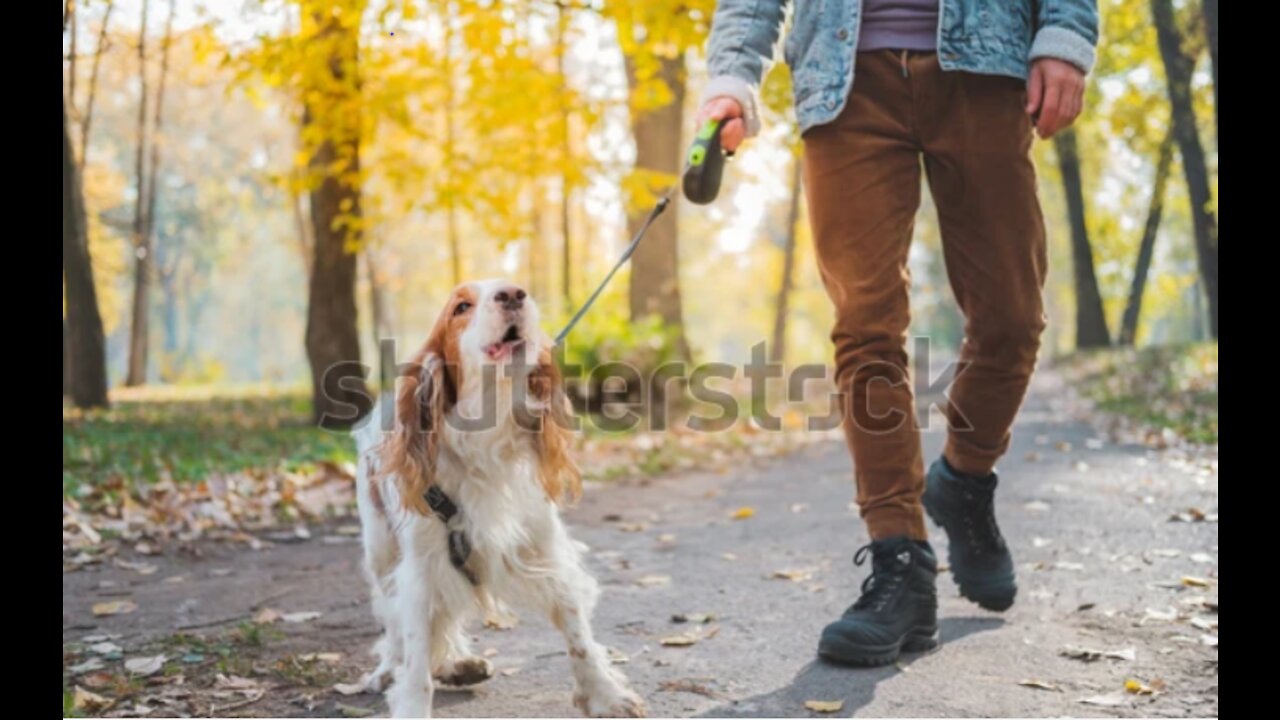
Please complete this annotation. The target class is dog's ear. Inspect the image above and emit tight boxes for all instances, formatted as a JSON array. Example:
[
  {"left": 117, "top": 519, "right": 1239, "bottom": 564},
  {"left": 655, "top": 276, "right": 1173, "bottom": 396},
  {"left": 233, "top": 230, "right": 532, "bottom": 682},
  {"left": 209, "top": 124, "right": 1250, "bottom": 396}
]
[
  {"left": 383, "top": 348, "right": 449, "bottom": 515},
  {"left": 529, "top": 347, "right": 580, "bottom": 505}
]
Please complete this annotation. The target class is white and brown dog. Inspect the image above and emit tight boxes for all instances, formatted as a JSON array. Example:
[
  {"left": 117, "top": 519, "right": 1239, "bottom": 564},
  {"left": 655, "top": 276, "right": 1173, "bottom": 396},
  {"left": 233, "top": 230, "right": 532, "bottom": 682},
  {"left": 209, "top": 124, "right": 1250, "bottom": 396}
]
[{"left": 352, "top": 279, "right": 645, "bottom": 719}]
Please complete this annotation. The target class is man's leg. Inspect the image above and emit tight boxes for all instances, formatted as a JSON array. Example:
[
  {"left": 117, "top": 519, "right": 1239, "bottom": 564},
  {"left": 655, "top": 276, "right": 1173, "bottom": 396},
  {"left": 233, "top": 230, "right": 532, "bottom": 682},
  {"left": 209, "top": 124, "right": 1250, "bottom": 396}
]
[
  {"left": 805, "top": 50, "right": 938, "bottom": 667},
  {"left": 915, "top": 56, "right": 1048, "bottom": 611}
]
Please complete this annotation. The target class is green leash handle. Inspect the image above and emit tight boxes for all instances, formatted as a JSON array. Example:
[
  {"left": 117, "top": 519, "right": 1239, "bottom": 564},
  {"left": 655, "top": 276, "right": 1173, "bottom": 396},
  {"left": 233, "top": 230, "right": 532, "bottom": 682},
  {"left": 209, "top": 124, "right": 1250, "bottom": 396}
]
[{"left": 682, "top": 118, "right": 733, "bottom": 205}]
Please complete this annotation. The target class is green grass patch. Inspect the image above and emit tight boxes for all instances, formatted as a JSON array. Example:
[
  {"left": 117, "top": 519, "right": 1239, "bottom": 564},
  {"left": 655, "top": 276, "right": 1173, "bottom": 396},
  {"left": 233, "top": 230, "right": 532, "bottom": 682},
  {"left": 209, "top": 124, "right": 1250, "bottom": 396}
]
[
  {"left": 1057, "top": 343, "right": 1218, "bottom": 445},
  {"left": 63, "top": 385, "right": 355, "bottom": 497}
]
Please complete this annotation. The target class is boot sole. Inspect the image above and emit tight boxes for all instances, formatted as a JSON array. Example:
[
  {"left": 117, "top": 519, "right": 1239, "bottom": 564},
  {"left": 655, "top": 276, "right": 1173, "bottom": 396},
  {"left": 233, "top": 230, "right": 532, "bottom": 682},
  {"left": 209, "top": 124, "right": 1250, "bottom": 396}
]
[
  {"left": 817, "top": 626, "right": 939, "bottom": 667},
  {"left": 922, "top": 501, "right": 1017, "bottom": 613}
]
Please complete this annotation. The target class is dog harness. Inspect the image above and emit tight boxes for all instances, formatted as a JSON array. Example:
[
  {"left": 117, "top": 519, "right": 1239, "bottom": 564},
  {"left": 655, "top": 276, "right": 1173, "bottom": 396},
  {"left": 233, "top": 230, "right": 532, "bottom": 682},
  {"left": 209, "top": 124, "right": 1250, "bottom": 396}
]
[{"left": 424, "top": 485, "right": 480, "bottom": 586}]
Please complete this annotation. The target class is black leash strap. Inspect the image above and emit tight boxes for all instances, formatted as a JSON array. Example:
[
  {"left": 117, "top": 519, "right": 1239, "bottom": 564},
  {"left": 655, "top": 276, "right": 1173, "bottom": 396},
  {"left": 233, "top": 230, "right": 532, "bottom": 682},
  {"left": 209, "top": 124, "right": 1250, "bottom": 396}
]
[
  {"left": 424, "top": 485, "right": 479, "bottom": 586},
  {"left": 553, "top": 185, "right": 677, "bottom": 347}
]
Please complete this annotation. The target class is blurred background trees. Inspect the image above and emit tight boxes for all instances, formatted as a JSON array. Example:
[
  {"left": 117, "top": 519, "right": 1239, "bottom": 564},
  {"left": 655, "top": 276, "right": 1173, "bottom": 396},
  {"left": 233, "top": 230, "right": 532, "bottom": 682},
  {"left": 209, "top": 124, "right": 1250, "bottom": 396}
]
[{"left": 62, "top": 0, "right": 1218, "bottom": 417}]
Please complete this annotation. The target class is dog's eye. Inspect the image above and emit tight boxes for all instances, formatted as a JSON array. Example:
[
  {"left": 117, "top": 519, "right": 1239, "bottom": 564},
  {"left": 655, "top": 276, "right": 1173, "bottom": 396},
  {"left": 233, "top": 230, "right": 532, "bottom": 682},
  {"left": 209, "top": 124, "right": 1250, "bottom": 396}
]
[{"left": 453, "top": 301, "right": 472, "bottom": 316}]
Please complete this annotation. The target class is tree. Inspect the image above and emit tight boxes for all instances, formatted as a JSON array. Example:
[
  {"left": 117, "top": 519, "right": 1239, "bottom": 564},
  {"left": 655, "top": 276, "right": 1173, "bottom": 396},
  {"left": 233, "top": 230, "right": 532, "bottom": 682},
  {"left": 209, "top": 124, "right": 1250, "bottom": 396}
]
[
  {"left": 301, "top": 1, "right": 370, "bottom": 427},
  {"left": 1202, "top": 0, "right": 1217, "bottom": 134},
  {"left": 624, "top": 54, "right": 689, "bottom": 358},
  {"left": 63, "top": 94, "right": 109, "bottom": 408},
  {"left": 1119, "top": 130, "right": 1174, "bottom": 346},
  {"left": 79, "top": 0, "right": 115, "bottom": 169},
  {"left": 1152, "top": 0, "right": 1218, "bottom": 338},
  {"left": 125, "top": 0, "right": 152, "bottom": 386},
  {"left": 770, "top": 155, "right": 802, "bottom": 364},
  {"left": 1054, "top": 128, "right": 1111, "bottom": 348}
]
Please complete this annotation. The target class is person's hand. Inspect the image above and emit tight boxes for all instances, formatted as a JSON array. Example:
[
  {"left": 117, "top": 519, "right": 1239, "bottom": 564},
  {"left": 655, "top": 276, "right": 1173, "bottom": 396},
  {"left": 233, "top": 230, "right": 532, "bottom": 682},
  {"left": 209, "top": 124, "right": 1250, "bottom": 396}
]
[
  {"left": 1025, "top": 58, "right": 1086, "bottom": 139},
  {"left": 695, "top": 96, "right": 746, "bottom": 153}
]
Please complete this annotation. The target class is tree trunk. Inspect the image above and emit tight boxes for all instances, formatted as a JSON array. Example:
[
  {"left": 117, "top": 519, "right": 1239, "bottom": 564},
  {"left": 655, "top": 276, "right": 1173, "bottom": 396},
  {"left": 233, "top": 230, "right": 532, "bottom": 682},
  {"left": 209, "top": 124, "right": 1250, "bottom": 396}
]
[
  {"left": 63, "top": 94, "right": 109, "bottom": 408},
  {"left": 625, "top": 54, "right": 689, "bottom": 359},
  {"left": 80, "top": 0, "right": 114, "bottom": 168},
  {"left": 303, "top": 5, "right": 369, "bottom": 428},
  {"left": 366, "top": 247, "right": 395, "bottom": 393},
  {"left": 1119, "top": 131, "right": 1174, "bottom": 346},
  {"left": 1153, "top": 0, "right": 1219, "bottom": 339},
  {"left": 770, "top": 155, "right": 803, "bottom": 364},
  {"left": 556, "top": 3, "right": 574, "bottom": 309},
  {"left": 1053, "top": 129, "right": 1111, "bottom": 349},
  {"left": 142, "top": 0, "right": 176, "bottom": 380},
  {"left": 1203, "top": 0, "right": 1217, "bottom": 135},
  {"left": 125, "top": 0, "right": 151, "bottom": 386}
]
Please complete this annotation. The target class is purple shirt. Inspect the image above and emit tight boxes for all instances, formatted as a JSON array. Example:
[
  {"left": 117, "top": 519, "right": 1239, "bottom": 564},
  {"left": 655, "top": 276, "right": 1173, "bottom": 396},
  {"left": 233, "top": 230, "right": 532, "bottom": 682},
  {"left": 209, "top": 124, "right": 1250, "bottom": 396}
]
[{"left": 858, "top": 0, "right": 940, "bottom": 52}]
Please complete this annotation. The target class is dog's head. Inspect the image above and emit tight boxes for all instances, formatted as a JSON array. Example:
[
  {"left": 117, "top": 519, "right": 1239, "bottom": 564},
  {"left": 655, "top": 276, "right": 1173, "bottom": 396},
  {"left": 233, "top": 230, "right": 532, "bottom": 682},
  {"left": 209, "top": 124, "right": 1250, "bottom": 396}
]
[{"left": 382, "top": 279, "right": 580, "bottom": 512}]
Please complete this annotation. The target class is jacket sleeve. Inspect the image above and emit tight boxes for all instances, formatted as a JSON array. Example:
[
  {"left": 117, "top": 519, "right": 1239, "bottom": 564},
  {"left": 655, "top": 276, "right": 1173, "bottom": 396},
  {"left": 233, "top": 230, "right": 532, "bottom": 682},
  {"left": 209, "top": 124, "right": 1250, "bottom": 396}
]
[
  {"left": 702, "top": 0, "right": 789, "bottom": 138},
  {"left": 1029, "top": 0, "right": 1100, "bottom": 74}
]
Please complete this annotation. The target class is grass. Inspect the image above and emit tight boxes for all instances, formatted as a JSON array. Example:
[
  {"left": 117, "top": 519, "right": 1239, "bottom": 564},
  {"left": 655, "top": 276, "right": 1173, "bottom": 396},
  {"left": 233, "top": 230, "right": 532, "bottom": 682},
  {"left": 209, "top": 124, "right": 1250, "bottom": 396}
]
[
  {"left": 1057, "top": 342, "right": 1218, "bottom": 445},
  {"left": 63, "top": 384, "right": 355, "bottom": 497}
]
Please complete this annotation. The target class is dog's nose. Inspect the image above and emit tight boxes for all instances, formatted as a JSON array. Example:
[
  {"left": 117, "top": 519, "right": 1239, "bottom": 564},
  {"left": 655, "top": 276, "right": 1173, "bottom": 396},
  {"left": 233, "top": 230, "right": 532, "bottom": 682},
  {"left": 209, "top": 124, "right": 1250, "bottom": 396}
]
[{"left": 493, "top": 286, "right": 526, "bottom": 311}]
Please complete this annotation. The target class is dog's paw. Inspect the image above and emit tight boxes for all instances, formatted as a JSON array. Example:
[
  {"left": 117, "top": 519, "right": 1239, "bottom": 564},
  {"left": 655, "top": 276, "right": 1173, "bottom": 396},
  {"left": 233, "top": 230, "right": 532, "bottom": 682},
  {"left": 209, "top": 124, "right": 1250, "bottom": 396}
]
[
  {"left": 360, "top": 667, "right": 394, "bottom": 693},
  {"left": 434, "top": 656, "right": 494, "bottom": 687},
  {"left": 574, "top": 685, "right": 647, "bottom": 718}
]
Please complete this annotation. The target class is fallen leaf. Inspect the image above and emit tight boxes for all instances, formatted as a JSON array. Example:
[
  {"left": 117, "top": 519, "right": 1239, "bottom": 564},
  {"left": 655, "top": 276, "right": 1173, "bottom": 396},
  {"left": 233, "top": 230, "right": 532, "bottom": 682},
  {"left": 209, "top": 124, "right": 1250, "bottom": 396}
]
[
  {"left": 1019, "top": 679, "right": 1062, "bottom": 692},
  {"left": 772, "top": 568, "right": 815, "bottom": 582},
  {"left": 1124, "top": 678, "right": 1164, "bottom": 695},
  {"left": 617, "top": 523, "right": 649, "bottom": 533},
  {"left": 92, "top": 600, "right": 138, "bottom": 617},
  {"left": 214, "top": 674, "right": 260, "bottom": 690},
  {"left": 299, "top": 652, "right": 342, "bottom": 663},
  {"left": 659, "top": 679, "right": 718, "bottom": 697},
  {"left": 337, "top": 702, "right": 375, "bottom": 717},
  {"left": 635, "top": 575, "right": 671, "bottom": 587},
  {"left": 790, "top": 503, "right": 809, "bottom": 513},
  {"left": 282, "top": 611, "right": 323, "bottom": 623},
  {"left": 333, "top": 682, "right": 366, "bottom": 696},
  {"left": 656, "top": 533, "right": 677, "bottom": 544},
  {"left": 804, "top": 700, "right": 844, "bottom": 713},
  {"left": 88, "top": 641, "right": 123, "bottom": 655},
  {"left": 1078, "top": 692, "right": 1128, "bottom": 706},
  {"left": 671, "top": 613, "right": 714, "bottom": 624},
  {"left": 125, "top": 655, "right": 166, "bottom": 677},
  {"left": 1189, "top": 616, "right": 1217, "bottom": 631},
  {"left": 1181, "top": 576, "right": 1211, "bottom": 588},
  {"left": 79, "top": 671, "right": 116, "bottom": 689},
  {"left": 74, "top": 686, "right": 113, "bottom": 712},
  {"left": 721, "top": 553, "right": 737, "bottom": 561},
  {"left": 1060, "top": 646, "right": 1135, "bottom": 662},
  {"left": 253, "top": 607, "right": 282, "bottom": 624},
  {"left": 1054, "top": 441, "right": 1072, "bottom": 452},
  {"left": 731, "top": 507, "right": 755, "bottom": 520},
  {"left": 660, "top": 633, "right": 699, "bottom": 647},
  {"left": 69, "top": 658, "right": 106, "bottom": 674},
  {"left": 1024, "top": 501, "right": 1052, "bottom": 513},
  {"left": 1054, "top": 561, "right": 1085, "bottom": 571}
]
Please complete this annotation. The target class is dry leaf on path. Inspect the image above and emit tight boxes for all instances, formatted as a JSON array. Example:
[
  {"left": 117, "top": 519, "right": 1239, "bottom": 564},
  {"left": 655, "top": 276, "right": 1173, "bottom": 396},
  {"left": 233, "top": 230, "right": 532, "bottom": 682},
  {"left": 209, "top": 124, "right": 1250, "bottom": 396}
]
[
  {"left": 282, "top": 611, "right": 323, "bottom": 623},
  {"left": 92, "top": 600, "right": 138, "bottom": 617},
  {"left": 253, "top": 607, "right": 282, "bottom": 624},
  {"left": 635, "top": 575, "right": 671, "bottom": 587},
  {"left": 731, "top": 507, "right": 755, "bottom": 520},
  {"left": 125, "top": 655, "right": 166, "bottom": 677},
  {"left": 333, "top": 682, "right": 366, "bottom": 696},
  {"left": 1019, "top": 679, "right": 1062, "bottom": 692},
  {"left": 660, "top": 633, "right": 699, "bottom": 647},
  {"left": 73, "top": 686, "right": 113, "bottom": 712},
  {"left": 773, "top": 568, "right": 815, "bottom": 582},
  {"left": 804, "top": 700, "right": 844, "bottom": 713},
  {"left": 1078, "top": 692, "right": 1128, "bottom": 706}
]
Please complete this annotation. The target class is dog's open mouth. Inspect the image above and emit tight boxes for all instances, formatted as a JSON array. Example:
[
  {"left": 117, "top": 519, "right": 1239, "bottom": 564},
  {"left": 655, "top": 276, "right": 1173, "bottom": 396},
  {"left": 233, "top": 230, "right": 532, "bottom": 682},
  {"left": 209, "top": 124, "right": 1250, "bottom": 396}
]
[{"left": 484, "top": 325, "right": 525, "bottom": 360}]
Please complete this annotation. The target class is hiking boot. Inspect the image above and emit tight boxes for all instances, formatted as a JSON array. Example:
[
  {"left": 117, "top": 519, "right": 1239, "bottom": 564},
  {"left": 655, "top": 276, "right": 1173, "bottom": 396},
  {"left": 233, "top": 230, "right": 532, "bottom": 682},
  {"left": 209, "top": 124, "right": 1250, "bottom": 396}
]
[
  {"left": 922, "top": 457, "right": 1017, "bottom": 611},
  {"left": 818, "top": 537, "right": 939, "bottom": 666}
]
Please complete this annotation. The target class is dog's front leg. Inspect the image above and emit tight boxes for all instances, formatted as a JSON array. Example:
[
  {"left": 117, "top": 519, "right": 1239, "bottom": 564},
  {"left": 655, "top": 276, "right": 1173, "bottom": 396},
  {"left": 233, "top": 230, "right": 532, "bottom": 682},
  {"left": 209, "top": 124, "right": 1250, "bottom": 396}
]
[
  {"left": 387, "top": 559, "right": 435, "bottom": 719},
  {"left": 546, "top": 561, "right": 645, "bottom": 717}
]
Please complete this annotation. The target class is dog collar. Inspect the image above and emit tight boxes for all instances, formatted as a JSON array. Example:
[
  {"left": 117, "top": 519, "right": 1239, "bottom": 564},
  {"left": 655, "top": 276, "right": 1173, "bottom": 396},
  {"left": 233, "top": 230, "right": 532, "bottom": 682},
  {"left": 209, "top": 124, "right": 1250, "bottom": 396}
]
[{"left": 424, "top": 485, "right": 480, "bottom": 586}]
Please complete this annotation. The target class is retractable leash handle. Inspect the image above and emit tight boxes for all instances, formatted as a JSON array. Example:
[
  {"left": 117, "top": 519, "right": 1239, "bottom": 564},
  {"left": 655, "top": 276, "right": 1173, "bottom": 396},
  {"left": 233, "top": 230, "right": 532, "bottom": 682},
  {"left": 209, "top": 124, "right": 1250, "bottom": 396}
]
[{"left": 682, "top": 118, "right": 733, "bottom": 205}]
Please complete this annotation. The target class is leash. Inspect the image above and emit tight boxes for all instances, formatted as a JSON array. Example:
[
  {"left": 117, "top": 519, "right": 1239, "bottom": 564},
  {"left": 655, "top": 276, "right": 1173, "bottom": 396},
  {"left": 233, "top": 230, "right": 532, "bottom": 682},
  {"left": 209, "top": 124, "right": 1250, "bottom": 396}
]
[{"left": 553, "top": 118, "right": 730, "bottom": 347}]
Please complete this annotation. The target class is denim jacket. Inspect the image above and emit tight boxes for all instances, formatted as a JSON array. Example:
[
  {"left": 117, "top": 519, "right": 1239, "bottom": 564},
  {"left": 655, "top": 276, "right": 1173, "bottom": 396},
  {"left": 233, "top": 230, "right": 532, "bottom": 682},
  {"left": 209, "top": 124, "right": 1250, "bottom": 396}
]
[{"left": 703, "top": 0, "right": 1099, "bottom": 136}]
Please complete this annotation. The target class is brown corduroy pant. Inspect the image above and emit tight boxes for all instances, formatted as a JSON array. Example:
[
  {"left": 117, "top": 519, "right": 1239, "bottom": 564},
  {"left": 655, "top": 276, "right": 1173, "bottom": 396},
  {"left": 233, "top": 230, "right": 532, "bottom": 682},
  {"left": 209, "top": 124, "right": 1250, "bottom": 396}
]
[{"left": 802, "top": 50, "right": 1048, "bottom": 541}]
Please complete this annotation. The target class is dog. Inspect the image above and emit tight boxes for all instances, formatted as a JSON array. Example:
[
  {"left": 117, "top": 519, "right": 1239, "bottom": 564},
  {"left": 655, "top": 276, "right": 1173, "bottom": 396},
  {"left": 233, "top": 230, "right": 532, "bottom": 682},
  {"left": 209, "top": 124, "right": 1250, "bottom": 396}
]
[{"left": 352, "top": 279, "right": 646, "bottom": 719}]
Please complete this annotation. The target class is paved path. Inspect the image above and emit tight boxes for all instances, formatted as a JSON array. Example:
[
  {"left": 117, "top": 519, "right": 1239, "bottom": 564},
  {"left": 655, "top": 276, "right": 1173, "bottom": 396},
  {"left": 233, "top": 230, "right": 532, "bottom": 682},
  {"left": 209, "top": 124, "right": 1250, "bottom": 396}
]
[{"left": 62, "top": 370, "right": 1219, "bottom": 717}]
